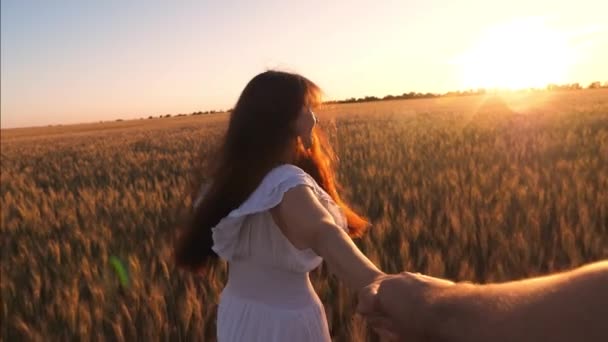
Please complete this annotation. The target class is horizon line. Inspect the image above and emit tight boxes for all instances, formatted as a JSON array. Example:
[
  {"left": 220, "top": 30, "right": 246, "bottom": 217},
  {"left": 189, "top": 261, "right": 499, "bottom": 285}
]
[{"left": 2, "top": 81, "right": 606, "bottom": 130}]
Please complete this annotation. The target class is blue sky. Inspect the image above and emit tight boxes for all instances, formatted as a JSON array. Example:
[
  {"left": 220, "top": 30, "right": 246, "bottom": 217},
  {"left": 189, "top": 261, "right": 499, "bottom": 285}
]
[{"left": 2, "top": 0, "right": 606, "bottom": 128}]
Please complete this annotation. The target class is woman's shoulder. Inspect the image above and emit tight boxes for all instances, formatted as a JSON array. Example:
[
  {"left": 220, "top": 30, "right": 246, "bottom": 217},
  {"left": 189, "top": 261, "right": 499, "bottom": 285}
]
[
  {"left": 219, "top": 164, "right": 313, "bottom": 217},
  {"left": 266, "top": 163, "right": 309, "bottom": 178},
  {"left": 262, "top": 164, "right": 349, "bottom": 232},
  {"left": 261, "top": 164, "right": 315, "bottom": 190},
  {"left": 193, "top": 164, "right": 313, "bottom": 210}
]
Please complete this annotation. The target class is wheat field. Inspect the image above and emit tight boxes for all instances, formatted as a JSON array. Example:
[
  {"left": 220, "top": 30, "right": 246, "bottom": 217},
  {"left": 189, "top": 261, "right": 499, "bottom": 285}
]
[{"left": 1, "top": 89, "right": 607, "bottom": 341}]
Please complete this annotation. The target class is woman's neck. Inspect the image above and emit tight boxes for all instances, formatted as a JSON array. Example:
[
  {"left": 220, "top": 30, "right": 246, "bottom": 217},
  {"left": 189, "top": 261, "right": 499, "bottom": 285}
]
[{"left": 280, "top": 139, "right": 300, "bottom": 165}]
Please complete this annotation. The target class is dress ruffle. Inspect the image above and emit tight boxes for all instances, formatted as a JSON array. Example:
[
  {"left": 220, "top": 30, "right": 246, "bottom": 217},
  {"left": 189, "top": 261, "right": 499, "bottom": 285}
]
[{"left": 208, "top": 164, "right": 348, "bottom": 262}]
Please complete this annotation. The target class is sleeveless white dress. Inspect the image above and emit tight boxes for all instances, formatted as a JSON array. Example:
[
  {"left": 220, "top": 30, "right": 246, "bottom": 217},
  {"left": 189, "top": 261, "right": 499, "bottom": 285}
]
[{"left": 196, "top": 164, "right": 348, "bottom": 342}]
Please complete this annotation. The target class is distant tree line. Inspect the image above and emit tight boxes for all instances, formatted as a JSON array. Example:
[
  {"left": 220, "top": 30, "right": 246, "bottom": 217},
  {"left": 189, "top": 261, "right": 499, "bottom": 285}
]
[
  {"left": 144, "top": 109, "right": 228, "bottom": 120},
  {"left": 548, "top": 81, "right": 608, "bottom": 90},
  {"left": 325, "top": 81, "right": 607, "bottom": 105},
  {"left": 326, "top": 91, "right": 440, "bottom": 104},
  {"left": 124, "top": 81, "right": 606, "bottom": 122}
]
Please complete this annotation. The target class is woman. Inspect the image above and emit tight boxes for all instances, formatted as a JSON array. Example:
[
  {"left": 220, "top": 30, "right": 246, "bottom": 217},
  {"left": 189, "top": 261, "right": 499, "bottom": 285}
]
[{"left": 174, "top": 70, "right": 385, "bottom": 341}]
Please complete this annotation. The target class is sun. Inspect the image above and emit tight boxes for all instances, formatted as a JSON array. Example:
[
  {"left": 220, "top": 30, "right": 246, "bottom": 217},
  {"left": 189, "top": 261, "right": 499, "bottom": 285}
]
[{"left": 459, "top": 18, "right": 573, "bottom": 90}]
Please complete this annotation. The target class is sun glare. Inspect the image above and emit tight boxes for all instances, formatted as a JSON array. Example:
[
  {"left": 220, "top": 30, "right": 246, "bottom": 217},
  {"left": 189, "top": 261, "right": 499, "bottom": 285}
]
[{"left": 459, "top": 18, "right": 573, "bottom": 90}]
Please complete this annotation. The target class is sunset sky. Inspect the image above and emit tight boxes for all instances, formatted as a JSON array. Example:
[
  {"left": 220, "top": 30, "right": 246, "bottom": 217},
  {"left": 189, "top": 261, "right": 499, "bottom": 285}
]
[{"left": 2, "top": 0, "right": 607, "bottom": 128}]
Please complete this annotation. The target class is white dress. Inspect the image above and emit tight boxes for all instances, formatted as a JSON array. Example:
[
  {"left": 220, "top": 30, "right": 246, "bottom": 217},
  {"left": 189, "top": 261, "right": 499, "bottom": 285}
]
[{"left": 199, "top": 164, "right": 348, "bottom": 342}]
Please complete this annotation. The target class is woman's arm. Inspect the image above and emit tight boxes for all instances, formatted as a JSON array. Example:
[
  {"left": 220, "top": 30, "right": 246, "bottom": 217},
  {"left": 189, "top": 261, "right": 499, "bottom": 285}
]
[{"left": 270, "top": 184, "right": 384, "bottom": 291}]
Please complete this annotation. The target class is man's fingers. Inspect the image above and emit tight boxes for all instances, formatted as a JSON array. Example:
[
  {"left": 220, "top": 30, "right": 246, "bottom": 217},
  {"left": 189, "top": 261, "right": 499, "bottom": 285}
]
[
  {"left": 374, "top": 328, "right": 401, "bottom": 341},
  {"left": 404, "top": 271, "right": 454, "bottom": 286},
  {"left": 367, "top": 314, "right": 402, "bottom": 341},
  {"left": 357, "top": 281, "right": 380, "bottom": 315}
]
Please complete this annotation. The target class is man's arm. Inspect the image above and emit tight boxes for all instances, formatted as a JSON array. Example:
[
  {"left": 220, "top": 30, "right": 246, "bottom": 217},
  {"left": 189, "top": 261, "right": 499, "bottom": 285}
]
[
  {"left": 430, "top": 261, "right": 608, "bottom": 342},
  {"left": 359, "top": 261, "right": 608, "bottom": 342}
]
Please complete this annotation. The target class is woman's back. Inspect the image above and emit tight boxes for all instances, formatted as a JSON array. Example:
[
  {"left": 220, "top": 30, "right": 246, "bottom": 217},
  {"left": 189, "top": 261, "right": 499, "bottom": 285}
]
[{"left": 205, "top": 164, "right": 348, "bottom": 341}]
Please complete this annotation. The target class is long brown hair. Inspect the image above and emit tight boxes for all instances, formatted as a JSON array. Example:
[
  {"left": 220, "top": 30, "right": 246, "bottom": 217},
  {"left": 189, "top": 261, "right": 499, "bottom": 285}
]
[{"left": 174, "top": 70, "right": 369, "bottom": 274}]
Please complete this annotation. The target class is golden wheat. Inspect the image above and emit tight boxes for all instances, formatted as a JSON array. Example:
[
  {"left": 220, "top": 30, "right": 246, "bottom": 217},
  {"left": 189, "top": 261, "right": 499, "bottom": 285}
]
[{"left": 1, "top": 90, "right": 607, "bottom": 341}]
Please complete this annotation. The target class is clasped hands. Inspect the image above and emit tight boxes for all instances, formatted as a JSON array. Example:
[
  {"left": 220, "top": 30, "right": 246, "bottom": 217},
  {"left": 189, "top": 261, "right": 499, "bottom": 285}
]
[{"left": 356, "top": 272, "right": 455, "bottom": 341}]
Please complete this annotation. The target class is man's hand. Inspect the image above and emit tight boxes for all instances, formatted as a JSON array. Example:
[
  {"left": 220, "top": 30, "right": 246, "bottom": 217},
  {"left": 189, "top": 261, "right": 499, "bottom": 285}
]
[
  {"left": 357, "top": 262, "right": 608, "bottom": 342},
  {"left": 357, "top": 272, "right": 454, "bottom": 341}
]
